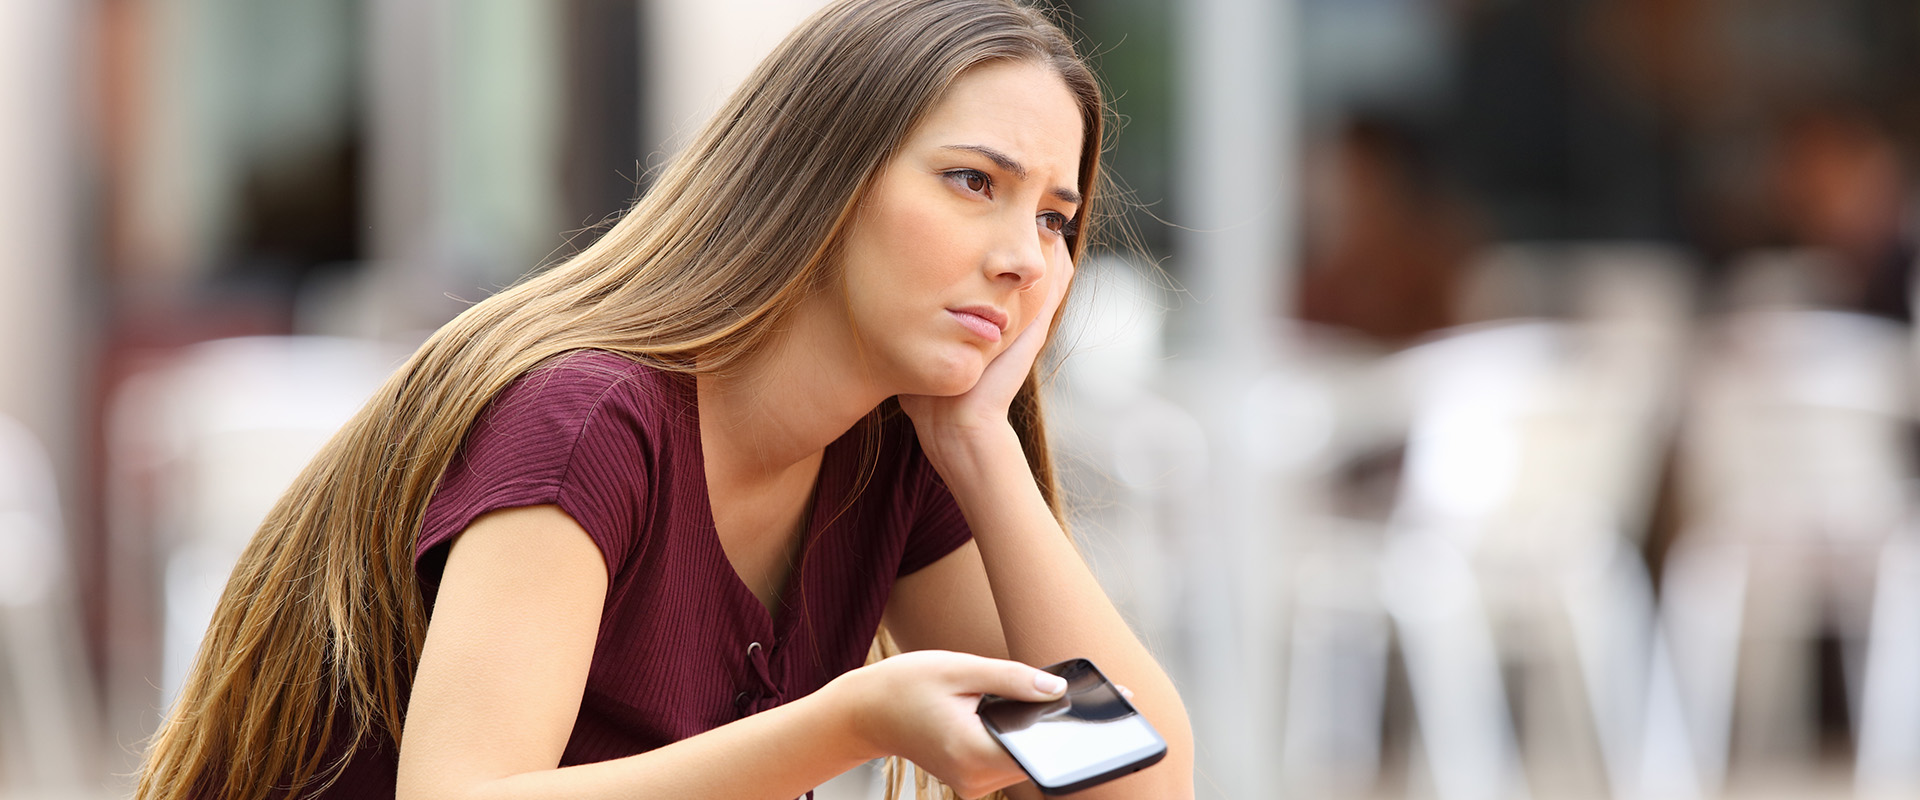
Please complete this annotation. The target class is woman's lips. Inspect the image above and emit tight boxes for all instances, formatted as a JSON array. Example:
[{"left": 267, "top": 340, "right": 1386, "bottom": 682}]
[{"left": 948, "top": 308, "right": 1005, "bottom": 343}]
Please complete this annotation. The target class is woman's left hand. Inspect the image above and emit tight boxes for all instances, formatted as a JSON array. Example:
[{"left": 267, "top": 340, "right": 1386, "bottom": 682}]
[{"left": 899, "top": 258, "right": 1074, "bottom": 456}]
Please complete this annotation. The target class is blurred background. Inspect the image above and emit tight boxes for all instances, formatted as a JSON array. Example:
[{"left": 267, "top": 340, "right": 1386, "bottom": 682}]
[{"left": 3, "top": 0, "right": 1920, "bottom": 798}]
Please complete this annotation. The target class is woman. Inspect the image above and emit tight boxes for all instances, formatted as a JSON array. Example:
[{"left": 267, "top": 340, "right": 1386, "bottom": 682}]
[{"left": 136, "top": 0, "right": 1193, "bottom": 798}]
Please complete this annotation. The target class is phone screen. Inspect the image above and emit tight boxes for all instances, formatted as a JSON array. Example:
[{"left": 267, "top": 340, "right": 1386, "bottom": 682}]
[{"left": 978, "top": 659, "right": 1167, "bottom": 794}]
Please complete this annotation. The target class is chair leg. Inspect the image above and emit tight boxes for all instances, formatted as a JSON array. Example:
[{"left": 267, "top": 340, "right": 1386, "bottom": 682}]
[
  {"left": 1656, "top": 538, "right": 1749, "bottom": 796},
  {"left": 1283, "top": 559, "right": 1390, "bottom": 798},
  {"left": 1562, "top": 535, "right": 1658, "bottom": 799},
  {"left": 1387, "top": 534, "right": 1529, "bottom": 800},
  {"left": 1857, "top": 531, "right": 1920, "bottom": 799},
  {"left": 1635, "top": 625, "right": 1707, "bottom": 800}
]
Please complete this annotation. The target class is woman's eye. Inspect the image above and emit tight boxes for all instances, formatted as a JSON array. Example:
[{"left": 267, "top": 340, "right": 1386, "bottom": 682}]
[
  {"left": 1040, "top": 212, "right": 1076, "bottom": 237},
  {"left": 947, "top": 169, "right": 990, "bottom": 195}
]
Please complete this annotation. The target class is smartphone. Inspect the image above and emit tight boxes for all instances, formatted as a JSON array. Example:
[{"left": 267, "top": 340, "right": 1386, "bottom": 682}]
[{"left": 977, "top": 658, "right": 1168, "bottom": 795}]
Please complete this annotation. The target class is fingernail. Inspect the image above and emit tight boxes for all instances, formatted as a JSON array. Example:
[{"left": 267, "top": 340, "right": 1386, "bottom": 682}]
[{"left": 1036, "top": 673, "right": 1068, "bottom": 695}]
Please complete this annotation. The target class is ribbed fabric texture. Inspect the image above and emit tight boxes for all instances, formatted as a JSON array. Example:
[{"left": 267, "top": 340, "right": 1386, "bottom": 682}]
[{"left": 297, "top": 350, "right": 973, "bottom": 797}]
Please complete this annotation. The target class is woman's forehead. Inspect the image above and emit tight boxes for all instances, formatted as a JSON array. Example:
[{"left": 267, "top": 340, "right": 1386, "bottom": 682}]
[{"left": 906, "top": 61, "right": 1084, "bottom": 183}]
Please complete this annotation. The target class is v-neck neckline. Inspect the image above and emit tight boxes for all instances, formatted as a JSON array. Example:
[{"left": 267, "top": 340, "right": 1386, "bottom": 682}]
[{"left": 680, "top": 373, "right": 848, "bottom": 646}]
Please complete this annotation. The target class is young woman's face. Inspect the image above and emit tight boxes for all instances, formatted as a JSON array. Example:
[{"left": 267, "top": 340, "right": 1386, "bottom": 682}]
[{"left": 834, "top": 59, "right": 1084, "bottom": 396}]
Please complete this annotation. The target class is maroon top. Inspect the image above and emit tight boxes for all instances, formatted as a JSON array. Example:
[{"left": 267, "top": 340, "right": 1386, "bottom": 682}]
[{"left": 292, "top": 350, "right": 973, "bottom": 797}]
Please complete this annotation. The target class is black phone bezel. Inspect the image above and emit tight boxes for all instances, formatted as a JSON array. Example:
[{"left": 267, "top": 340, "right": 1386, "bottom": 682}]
[{"left": 977, "top": 658, "right": 1168, "bottom": 795}]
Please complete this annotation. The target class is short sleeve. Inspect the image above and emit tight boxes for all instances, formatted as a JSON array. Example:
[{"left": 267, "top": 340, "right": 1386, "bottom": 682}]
[
  {"left": 415, "top": 358, "right": 658, "bottom": 596},
  {"left": 896, "top": 458, "right": 974, "bottom": 577}
]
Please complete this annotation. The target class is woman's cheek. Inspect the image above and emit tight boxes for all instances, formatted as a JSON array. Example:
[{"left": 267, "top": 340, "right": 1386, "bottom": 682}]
[{"left": 1009, "top": 299, "right": 1043, "bottom": 340}]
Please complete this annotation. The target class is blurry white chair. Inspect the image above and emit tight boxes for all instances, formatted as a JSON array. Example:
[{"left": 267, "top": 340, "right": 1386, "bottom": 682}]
[
  {"left": 0, "top": 414, "right": 100, "bottom": 797},
  {"left": 1158, "top": 317, "right": 1405, "bottom": 795},
  {"left": 1277, "top": 240, "right": 1703, "bottom": 800},
  {"left": 1662, "top": 309, "right": 1913, "bottom": 795},
  {"left": 1276, "top": 243, "right": 1699, "bottom": 800},
  {"left": 1858, "top": 521, "right": 1920, "bottom": 799},
  {"left": 105, "top": 336, "right": 405, "bottom": 745},
  {"left": 1246, "top": 325, "right": 1403, "bottom": 799},
  {"left": 1382, "top": 316, "right": 1683, "bottom": 800}
]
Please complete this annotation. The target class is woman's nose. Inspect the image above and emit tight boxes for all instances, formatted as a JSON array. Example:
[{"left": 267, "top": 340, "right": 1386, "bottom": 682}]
[{"left": 990, "top": 223, "right": 1047, "bottom": 290}]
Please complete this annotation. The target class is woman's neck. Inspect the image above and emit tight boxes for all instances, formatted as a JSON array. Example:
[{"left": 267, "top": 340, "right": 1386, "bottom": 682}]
[{"left": 695, "top": 293, "right": 888, "bottom": 485}]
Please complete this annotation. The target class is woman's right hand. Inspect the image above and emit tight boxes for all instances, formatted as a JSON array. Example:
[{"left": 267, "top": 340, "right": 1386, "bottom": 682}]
[{"left": 823, "top": 650, "right": 1067, "bottom": 799}]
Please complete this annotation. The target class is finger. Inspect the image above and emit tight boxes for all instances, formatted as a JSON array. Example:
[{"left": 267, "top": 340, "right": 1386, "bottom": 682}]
[
  {"left": 1118, "top": 685, "right": 1134, "bottom": 701},
  {"left": 976, "top": 660, "right": 1068, "bottom": 701}
]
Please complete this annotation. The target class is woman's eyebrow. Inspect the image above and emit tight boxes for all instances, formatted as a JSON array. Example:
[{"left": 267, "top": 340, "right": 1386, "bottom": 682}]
[{"left": 940, "top": 143, "right": 1082, "bottom": 206}]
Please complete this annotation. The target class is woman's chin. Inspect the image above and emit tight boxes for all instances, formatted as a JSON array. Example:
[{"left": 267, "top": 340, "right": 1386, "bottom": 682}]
[
  {"left": 910, "top": 372, "right": 978, "bottom": 398},
  {"left": 904, "top": 353, "right": 986, "bottom": 397}
]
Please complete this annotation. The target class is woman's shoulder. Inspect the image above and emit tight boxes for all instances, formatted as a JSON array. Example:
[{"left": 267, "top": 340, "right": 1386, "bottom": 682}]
[
  {"left": 522, "top": 348, "right": 678, "bottom": 391},
  {"left": 493, "top": 349, "right": 689, "bottom": 420},
  {"left": 420, "top": 351, "right": 681, "bottom": 600},
  {"left": 460, "top": 350, "right": 695, "bottom": 458}
]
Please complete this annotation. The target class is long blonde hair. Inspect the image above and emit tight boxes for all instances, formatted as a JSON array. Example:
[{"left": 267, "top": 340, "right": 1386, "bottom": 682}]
[{"left": 136, "top": 1, "right": 1105, "bottom": 798}]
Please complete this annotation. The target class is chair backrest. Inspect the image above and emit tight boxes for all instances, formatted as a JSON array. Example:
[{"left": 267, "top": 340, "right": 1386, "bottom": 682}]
[
  {"left": 1680, "top": 309, "right": 1914, "bottom": 541},
  {"left": 1387, "top": 317, "right": 1684, "bottom": 553}
]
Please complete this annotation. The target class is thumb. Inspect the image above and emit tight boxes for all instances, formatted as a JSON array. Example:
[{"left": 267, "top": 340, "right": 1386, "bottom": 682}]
[{"left": 983, "top": 661, "right": 1068, "bottom": 702}]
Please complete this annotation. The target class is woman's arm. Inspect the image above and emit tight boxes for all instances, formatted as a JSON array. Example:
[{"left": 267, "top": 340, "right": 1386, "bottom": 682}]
[
  {"left": 895, "top": 262, "right": 1196, "bottom": 799},
  {"left": 397, "top": 505, "right": 1067, "bottom": 800},
  {"left": 885, "top": 455, "right": 1197, "bottom": 800}
]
